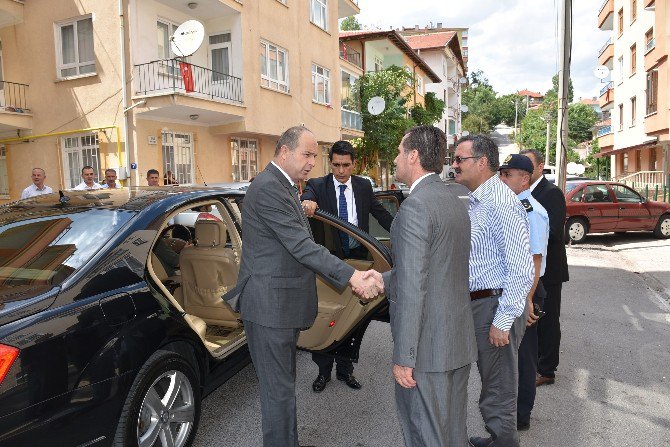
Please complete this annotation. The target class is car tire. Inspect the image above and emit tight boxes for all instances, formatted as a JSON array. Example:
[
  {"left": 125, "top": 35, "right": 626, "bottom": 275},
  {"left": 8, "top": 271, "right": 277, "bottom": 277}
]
[
  {"left": 565, "top": 217, "right": 588, "bottom": 244},
  {"left": 653, "top": 214, "right": 670, "bottom": 239},
  {"left": 113, "top": 350, "right": 201, "bottom": 447}
]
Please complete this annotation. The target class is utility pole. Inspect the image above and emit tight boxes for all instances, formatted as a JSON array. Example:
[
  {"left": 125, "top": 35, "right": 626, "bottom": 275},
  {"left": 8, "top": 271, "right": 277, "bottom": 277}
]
[
  {"left": 513, "top": 98, "right": 519, "bottom": 142},
  {"left": 544, "top": 114, "right": 551, "bottom": 167},
  {"left": 555, "top": 0, "right": 572, "bottom": 192}
]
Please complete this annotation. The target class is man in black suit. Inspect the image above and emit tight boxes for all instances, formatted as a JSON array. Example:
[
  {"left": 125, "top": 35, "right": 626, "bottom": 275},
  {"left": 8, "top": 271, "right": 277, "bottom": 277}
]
[
  {"left": 301, "top": 140, "right": 394, "bottom": 393},
  {"left": 520, "top": 150, "right": 569, "bottom": 386}
]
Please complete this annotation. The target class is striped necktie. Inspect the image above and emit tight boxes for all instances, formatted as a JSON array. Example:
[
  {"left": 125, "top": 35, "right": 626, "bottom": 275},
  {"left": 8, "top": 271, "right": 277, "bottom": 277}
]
[{"left": 338, "top": 184, "right": 350, "bottom": 257}]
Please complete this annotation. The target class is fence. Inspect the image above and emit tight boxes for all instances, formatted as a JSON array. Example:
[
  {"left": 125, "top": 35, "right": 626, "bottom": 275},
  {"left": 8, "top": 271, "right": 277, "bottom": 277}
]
[
  {"left": 619, "top": 173, "right": 670, "bottom": 203},
  {"left": 339, "top": 43, "right": 362, "bottom": 68},
  {"left": 0, "top": 81, "right": 29, "bottom": 112}
]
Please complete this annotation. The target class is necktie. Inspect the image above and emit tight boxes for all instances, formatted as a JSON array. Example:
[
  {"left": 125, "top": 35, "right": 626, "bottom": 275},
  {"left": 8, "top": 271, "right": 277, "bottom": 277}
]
[
  {"left": 338, "top": 184, "right": 350, "bottom": 257},
  {"left": 293, "top": 184, "right": 299, "bottom": 195}
]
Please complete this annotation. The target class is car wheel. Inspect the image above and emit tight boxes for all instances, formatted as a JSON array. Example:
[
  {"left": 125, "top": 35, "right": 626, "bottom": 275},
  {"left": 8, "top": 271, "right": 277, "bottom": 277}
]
[
  {"left": 114, "top": 350, "right": 201, "bottom": 447},
  {"left": 653, "top": 214, "right": 670, "bottom": 239},
  {"left": 565, "top": 217, "right": 588, "bottom": 244}
]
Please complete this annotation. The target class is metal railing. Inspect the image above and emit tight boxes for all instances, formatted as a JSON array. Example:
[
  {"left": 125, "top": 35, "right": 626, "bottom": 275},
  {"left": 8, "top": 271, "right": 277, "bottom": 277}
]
[
  {"left": 646, "top": 37, "right": 656, "bottom": 52},
  {"left": 134, "top": 59, "right": 243, "bottom": 104},
  {"left": 616, "top": 172, "right": 669, "bottom": 202},
  {"left": 600, "top": 81, "right": 613, "bottom": 97},
  {"left": 0, "top": 81, "right": 29, "bottom": 112},
  {"left": 597, "top": 125, "right": 612, "bottom": 137},
  {"left": 341, "top": 109, "right": 362, "bottom": 130},
  {"left": 598, "top": 37, "right": 613, "bottom": 56},
  {"left": 339, "top": 43, "right": 362, "bottom": 68},
  {"left": 599, "top": 0, "right": 611, "bottom": 14}
]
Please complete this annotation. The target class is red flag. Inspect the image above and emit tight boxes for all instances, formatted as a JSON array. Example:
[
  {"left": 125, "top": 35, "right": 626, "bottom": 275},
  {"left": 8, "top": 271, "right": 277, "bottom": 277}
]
[{"left": 179, "top": 62, "right": 195, "bottom": 93}]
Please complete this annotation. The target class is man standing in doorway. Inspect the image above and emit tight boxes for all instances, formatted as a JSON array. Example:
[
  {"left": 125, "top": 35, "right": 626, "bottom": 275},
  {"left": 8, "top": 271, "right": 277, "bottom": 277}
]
[
  {"left": 21, "top": 168, "right": 53, "bottom": 199},
  {"left": 73, "top": 166, "right": 102, "bottom": 190},
  {"left": 301, "top": 140, "right": 394, "bottom": 393},
  {"left": 453, "top": 135, "right": 534, "bottom": 447}
]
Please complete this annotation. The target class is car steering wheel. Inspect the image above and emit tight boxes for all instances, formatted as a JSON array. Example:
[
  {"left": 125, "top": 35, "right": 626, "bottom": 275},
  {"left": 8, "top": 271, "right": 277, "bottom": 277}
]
[{"left": 161, "top": 224, "right": 193, "bottom": 253}]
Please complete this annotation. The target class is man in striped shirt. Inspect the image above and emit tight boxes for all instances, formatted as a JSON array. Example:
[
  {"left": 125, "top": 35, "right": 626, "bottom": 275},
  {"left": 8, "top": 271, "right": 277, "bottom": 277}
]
[{"left": 453, "top": 135, "right": 534, "bottom": 447}]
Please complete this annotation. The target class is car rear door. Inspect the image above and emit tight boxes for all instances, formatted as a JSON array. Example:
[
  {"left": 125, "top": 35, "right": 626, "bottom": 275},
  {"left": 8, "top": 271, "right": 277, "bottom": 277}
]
[
  {"left": 611, "top": 184, "right": 654, "bottom": 230},
  {"left": 580, "top": 184, "right": 619, "bottom": 232}
]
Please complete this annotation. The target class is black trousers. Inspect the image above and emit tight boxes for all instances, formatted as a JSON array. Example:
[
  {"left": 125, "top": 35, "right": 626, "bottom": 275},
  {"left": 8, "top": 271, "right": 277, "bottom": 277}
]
[
  {"left": 517, "top": 281, "right": 546, "bottom": 425},
  {"left": 312, "top": 352, "right": 354, "bottom": 377},
  {"left": 537, "top": 282, "right": 562, "bottom": 378}
]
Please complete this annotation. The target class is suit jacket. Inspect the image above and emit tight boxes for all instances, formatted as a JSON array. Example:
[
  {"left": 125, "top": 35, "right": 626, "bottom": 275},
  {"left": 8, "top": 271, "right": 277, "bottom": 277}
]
[
  {"left": 382, "top": 174, "right": 477, "bottom": 372},
  {"left": 223, "top": 163, "right": 355, "bottom": 329},
  {"left": 532, "top": 177, "right": 569, "bottom": 285},
  {"left": 301, "top": 173, "right": 394, "bottom": 234}
]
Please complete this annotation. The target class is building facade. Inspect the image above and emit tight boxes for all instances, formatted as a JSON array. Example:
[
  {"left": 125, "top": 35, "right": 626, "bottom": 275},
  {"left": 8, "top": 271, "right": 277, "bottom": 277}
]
[{"left": 0, "top": 0, "right": 361, "bottom": 203}]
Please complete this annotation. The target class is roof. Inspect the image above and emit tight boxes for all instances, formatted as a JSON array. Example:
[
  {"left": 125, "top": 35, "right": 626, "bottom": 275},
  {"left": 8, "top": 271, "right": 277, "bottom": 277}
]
[
  {"left": 517, "top": 89, "right": 543, "bottom": 98},
  {"left": 579, "top": 98, "right": 599, "bottom": 106},
  {"left": 403, "top": 31, "right": 465, "bottom": 73},
  {"left": 339, "top": 30, "right": 442, "bottom": 83}
]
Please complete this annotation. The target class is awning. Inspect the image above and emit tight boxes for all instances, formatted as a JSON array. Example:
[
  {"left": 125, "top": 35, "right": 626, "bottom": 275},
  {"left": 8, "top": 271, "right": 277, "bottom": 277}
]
[{"left": 594, "top": 139, "right": 658, "bottom": 158}]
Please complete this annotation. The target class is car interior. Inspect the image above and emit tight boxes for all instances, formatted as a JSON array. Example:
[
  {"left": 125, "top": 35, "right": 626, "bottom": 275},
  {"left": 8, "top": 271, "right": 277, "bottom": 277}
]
[{"left": 146, "top": 197, "right": 391, "bottom": 357}]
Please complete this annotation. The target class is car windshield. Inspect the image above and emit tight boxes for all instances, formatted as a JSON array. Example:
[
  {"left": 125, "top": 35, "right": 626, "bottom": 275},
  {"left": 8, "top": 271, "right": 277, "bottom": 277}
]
[
  {"left": 0, "top": 209, "right": 134, "bottom": 289},
  {"left": 566, "top": 183, "right": 580, "bottom": 193}
]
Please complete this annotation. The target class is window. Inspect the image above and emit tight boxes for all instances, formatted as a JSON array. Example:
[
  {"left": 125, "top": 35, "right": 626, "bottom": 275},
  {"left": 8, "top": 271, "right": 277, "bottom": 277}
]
[
  {"left": 62, "top": 134, "right": 100, "bottom": 189},
  {"left": 210, "top": 33, "right": 232, "bottom": 81},
  {"left": 0, "top": 146, "right": 8, "bottom": 197},
  {"left": 312, "top": 64, "right": 330, "bottom": 104},
  {"left": 623, "top": 153, "right": 629, "bottom": 172},
  {"left": 618, "top": 8, "right": 624, "bottom": 35},
  {"left": 618, "top": 104, "right": 624, "bottom": 130},
  {"left": 631, "top": 96, "right": 636, "bottom": 126},
  {"left": 646, "top": 70, "right": 658, "bottom": 115},
  {"left": 583, "top": 184, "right": 612, "bottom": 203},
  {"left": 341, "top": 70, "right": 359, "bottom": 111},
  {"left": 617, "top": 56, "right": 624, "bottom": 83},
  {"left": 310, "top": 0, "right": 328, "bottom": 30},
  {"left": 442, "top": 57, "right": 447, "bottom": 76},
  {"left": 630, "top": 44, "right": 636, "bottom": 74},
  {"left": 374, "top": 56, "right": 384, "bottom": 72},
  {"left": 645, "top": 28, "right": 655, "bottom": 52},
  {"left": 231, "top": 138, "right": 258, "bottom": 182},
  {"left": 613, "top": 184, "right": 642, "bottom": 202},
  {"left": 162, "top": 132, "right": 194, "bottom": 185},
  {"left": 416, "top": 75, "right": 424, "bottom": 95},
  {"left": 55, "top": 15, "right": 95, "bottom": 78},
  {"left": 260, "top": 40, "right": 289, "bottom": 92},
  {"left": 631, "top": 0, "right": 637, "bottom": 22},
  {"left": 157, "top": 19, "right": 185, "bottom": 77},
  {"left": 405, "top": 66, "right": 413, "bottom": 86},
  {"left": 463, "top": 48, "right": 468, "bottom": 57},
  {"left": 322, "top": 145, "right": 330, "bottom": 176}
]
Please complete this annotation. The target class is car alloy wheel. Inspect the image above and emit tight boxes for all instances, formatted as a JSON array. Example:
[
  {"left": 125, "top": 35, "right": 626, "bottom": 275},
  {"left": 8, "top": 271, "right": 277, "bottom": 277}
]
[
  {"left": 566, "top": 218, "right": 587, "bottom": 243},
  {"left": 654, "top": 214, "right": 670, "bottom": 238}
]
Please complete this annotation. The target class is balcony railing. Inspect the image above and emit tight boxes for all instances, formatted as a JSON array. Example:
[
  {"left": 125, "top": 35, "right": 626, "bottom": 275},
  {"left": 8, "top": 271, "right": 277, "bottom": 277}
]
[
  {"left": 599, "top": 0, "right": 610, "bottom": 14},
  {"left": 0, "top": 81, "right": 29, "bottom": 112},
  {"left": 134, "top": 59, "right": 243, "bottom": 104},
  {"left": 600, "top": 81, "right": 613, "bottom": 96},
  {"left": 597, "top": 125, "right": 612, "bottom": 137},
  {"left": 342, "top": 109, "right": 362, "bottom": 131},
  {"left": 339, "top": 43, "right": 362, "bottom": 68},
  {"left": 646, "top": 37, "right": 656, "bottom": 52},
  {"left": 598, "top": 37, "right": 612, "bottom": 56}
]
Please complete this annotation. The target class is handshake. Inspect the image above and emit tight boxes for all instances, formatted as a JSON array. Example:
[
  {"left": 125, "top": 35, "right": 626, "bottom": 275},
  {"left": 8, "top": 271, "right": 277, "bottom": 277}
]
[{"left": 349, "top": 270, "right": 384, "bottom": 300}]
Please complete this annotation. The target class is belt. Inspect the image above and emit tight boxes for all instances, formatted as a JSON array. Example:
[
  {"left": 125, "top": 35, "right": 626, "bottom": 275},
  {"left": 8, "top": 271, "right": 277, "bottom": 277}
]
[{"left": 469, "top": 288, "right": 503, "bottom": 300}]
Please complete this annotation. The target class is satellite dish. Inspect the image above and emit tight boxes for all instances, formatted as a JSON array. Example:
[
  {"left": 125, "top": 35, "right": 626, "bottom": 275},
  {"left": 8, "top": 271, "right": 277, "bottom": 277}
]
[
  {"left": 171, "top": 20, "right": 205, "bottom": 57},
  {"left": 460, "top": 104, "right": 469, "bottom": 113},
  {"left": 593, "top": 65, "right": 610, "bottom": 80},
  {"left": 461, "top": 130, "right": 470, "bottom": 136},
  {"left": 367, "top": 96, "right": 386, "bottom": 115},
  {"left": 459, "top": 76, "right": 468, "bottom": 85}
]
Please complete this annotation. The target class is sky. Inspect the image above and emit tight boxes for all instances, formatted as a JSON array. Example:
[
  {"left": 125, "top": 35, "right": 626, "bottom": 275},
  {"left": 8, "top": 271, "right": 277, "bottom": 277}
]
[{"left": 355, "top": 0, "right": 607, "bottom": 101}]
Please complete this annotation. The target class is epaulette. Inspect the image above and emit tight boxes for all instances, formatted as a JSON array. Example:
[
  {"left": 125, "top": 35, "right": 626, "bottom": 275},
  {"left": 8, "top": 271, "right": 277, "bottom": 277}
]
[{"left": 520, "top": 198, "right": 533, "bottom": 213}]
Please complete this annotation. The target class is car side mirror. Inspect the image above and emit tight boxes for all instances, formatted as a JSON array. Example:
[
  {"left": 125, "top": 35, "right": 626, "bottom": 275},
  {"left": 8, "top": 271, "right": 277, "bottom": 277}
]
[{"left": 640, "top": 196, "right": 646, "bottom": 203}]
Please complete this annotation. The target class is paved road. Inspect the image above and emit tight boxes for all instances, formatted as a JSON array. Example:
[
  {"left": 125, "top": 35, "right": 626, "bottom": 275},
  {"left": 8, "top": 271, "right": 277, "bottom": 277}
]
[{"left": 194, "top": 235, "right": 670, "bottom": 446}]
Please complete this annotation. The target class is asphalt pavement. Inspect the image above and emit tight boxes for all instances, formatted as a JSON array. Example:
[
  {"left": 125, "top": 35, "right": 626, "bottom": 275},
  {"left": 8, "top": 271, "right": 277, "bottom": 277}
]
[{"left": 194, "top": 233, "right": 670, "bottom": 446}]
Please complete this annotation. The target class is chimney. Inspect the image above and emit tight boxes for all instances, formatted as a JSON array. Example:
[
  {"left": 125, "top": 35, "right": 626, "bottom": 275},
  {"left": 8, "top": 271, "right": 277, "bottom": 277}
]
[{"left": 437, "top": 22, "right": 443, "bottom": 28}]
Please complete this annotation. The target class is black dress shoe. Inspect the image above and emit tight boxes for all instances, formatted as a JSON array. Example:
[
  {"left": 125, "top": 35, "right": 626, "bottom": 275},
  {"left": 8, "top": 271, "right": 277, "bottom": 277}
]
[
  {"left": 517, "top": 420, "right": 530, "bottom": 431},
  {"left": 312, "top": 374, "right": 330, "bottom": 393},
  {"left": 469, "top": 436, "right": 494, "bottom": 447},
  {"left": 336, "top": 373, "right": 362, "bottom": 390}
]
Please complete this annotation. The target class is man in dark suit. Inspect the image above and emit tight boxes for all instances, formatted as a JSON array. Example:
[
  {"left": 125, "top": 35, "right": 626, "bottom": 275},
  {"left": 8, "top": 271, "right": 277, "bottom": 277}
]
[
  {"left": 301, "top": 141, "right": 394, "bottom": 393},
  {"left": 520, "top": 149, "right": 569, "bottom": 386},
  {"left": 223, "top": 126, "right": 382, "bottom": 447}
]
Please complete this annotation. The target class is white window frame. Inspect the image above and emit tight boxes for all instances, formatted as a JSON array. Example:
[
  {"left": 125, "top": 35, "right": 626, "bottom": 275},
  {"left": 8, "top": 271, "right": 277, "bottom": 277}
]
[
  {"left": 260, "top": 40, "right": 289, "bottom": 93},
  {"left": 341, "top": 69, "right": 359, "bottom": 111},
  {"left": 209, "top": 32, "right": 232, "bottom": 81},
  {"left": 61, "top": 133, "right": 101, "bottom": 189},
  {"left": 157, "top": 18, "right": 180, "bottom": 60},
  {"left": 0, "top": 146, "right": 8, "bottom": 198},
  {"left": 231, "top": 137, "right": 259, "bottom": 182},
  {"left": 416, "top": 75, "right": 424, "bottom": 95},
  {"left": 310, "top": 0, "right": 328, "bottom": 31},
  {"left": 54, "top": 15, "right": 96, "bottom": 80},
  {"left": 162, "top": 131, "right": 195, "bottom": 185},
  {"left": 374, "top": 55, "right": 384, "bottom": 72},
  {"left": 405, "top": 66, "right": 413, "bottom": 87},
  {"left": 312, "top": 63, "right": 331, "bottom": 105}
]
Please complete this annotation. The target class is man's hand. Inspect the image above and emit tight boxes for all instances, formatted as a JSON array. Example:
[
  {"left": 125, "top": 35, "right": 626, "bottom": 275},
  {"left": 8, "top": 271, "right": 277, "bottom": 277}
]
[
  {"left": 488, "top": 325, "right": 510, "bottom": 347},
  {"left": 526, "top": 304, "right": 540, "bottom": 327},
  {"left": 301, "top": 200, "right": 318, "bottom": 217},
  {"left": 349, "top": 270, "right": 383, "bottom": 300},
  {"left": 393, "top": 364, "right": 416, "bottom": 388},
  {"left": 362, "top": 269, "right": 384, "bottom": 294}
]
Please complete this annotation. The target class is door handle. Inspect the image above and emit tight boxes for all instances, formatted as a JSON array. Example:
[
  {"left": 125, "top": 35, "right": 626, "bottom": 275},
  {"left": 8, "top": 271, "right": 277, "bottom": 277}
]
[
  {"left": 587, "top": 207, "right": 595, "bottom": 211},
  {"left": 619, "top": 207, "right": 626, "bottom": 210}
]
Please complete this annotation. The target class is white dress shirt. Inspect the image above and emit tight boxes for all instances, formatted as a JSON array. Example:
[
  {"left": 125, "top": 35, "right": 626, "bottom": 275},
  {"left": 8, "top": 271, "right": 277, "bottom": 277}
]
[
  {"left": 530, "top": 175, "right": 542, "bottom": 192},
  {"left": 21, "top": 184, "right": 53, "bottom": 199},
  {"left": 333, "top": 176, "right": 358, "bottom": 227},
  {"left": 73, "top": 182, "right": 102, "bottom": 190}
]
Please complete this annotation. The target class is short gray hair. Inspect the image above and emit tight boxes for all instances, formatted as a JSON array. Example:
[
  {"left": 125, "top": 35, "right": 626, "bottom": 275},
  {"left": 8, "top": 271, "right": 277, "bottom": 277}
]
[
  {"left": 275, "top": 126, "right": 312, "bottom": 155},
  {"left": 455, "top": 134, "right": 499, "bottom": 171},
  {"left": 105, "top": 168, "right": 117, "bottom": 175},
  {"left": 403, "top": 125, "right": 446, "bottom": 174},
  {"left": 519, "top": 149, "right": 544, "bottom": 167}
]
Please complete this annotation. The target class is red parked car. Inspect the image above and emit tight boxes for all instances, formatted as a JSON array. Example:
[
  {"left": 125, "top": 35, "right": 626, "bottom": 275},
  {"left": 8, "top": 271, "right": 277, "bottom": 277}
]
[{"left": 564, "top": 180, "right": 670, "bottom": 243}]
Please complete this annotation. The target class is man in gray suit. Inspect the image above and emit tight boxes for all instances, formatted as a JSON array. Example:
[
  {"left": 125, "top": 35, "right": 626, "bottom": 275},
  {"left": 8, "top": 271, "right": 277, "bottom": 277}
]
[
  {"left": 382, "top": 125, "right": 478, "bottom": 446},
  {"left": 224, "top": 126, "right": 382, "bottom": 447}
]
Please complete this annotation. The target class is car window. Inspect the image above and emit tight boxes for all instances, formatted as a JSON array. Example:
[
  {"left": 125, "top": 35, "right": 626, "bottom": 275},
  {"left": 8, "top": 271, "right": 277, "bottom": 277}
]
[
  {"left": 368, "top": 195, "right": 400, "bottom": 241},
  {"left": 0, "top": 209, "right": 134, "bottom": 287},
  {"left": 613, "top": 185, "right": 642, "bottom": 203},
  {"left": 583, "top": 185, "right": 612, "bottom": 203},
  {"left": 566, "top": 183, "right": 580, "bottom": 194},
  {"left": 570, "top": 188, "right": 584, "bottom": 202}
]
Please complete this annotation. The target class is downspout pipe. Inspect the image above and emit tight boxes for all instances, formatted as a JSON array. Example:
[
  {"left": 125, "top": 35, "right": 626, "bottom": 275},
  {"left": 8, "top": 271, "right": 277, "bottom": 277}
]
[{"left": 119, "top": 0, "right": 132, "bottom": 186}]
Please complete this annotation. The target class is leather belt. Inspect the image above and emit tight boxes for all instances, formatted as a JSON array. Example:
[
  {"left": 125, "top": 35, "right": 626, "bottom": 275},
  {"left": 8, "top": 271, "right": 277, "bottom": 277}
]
[{"left": 469, "top": 288, "right": 503, "bottom": 300}]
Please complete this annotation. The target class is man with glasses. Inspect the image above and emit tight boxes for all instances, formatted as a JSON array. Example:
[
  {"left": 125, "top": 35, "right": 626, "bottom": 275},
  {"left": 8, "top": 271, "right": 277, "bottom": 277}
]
[
  {"left": 301, "top": 140, "right": 394, "bottom": 393},
  {"left": 452, "top": 135, "right": 534, "bottom": 447}
]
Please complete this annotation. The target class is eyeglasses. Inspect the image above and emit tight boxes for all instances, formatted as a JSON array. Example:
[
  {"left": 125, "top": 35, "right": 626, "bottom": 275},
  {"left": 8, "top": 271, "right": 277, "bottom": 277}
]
[
  {"left": 453, "top": 155, "right": 481, "bottom": 164},
  {"left": 332, "top": 163, "right": 353, "bottom": 169}
]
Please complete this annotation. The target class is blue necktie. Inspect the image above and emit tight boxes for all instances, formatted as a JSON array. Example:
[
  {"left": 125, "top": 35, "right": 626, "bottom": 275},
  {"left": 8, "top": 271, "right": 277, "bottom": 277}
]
[{"left": 338, "top": 184, "right": 350, "bottom": 257}]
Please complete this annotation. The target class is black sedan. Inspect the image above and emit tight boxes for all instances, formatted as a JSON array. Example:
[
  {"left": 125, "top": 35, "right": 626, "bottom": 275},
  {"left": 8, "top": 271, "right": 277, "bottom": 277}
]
[{"left": 0, "top": 187, "right": 393, "bottom": 447}]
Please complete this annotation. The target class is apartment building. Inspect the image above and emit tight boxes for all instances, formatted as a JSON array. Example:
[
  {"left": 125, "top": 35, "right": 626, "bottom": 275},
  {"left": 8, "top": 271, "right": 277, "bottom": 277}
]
[
  {"left": 0, "top": 0, "right": 360, "bottom": 203},
  {"left": 517, "top": 89, "right": 544, "bottom": 111},
  {"left": 596, "top": 0, "right": 668, "bottom": 188},
  {"left": 400, "top": 30, "right": 466, "bottom": 150}
]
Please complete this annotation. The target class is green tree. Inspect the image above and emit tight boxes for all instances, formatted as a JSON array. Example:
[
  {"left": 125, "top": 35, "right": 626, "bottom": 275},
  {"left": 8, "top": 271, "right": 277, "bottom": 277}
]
[
  {"left": 518, "top": 108, "right": 552, "bottom": 155},
  {"left": 584, "top": 139, "right": 610, "bottom": 179},
  {"left": 462, "top": 114, "right": 490, "bottom": 134},
  {"left": 493, "top": 93, "right": 527, "bottom": 128},
  {"left": 568, "top": 102, "right": 599, "bottom": 144},
  {"left": 340, "top": 16, "right": 362, "bottom": 31},
  {"left": 544, "top": 73, "right": 574, "bottom": 107},
  {"left": 410, "top": 92, "right": 446, "bottom": 126},
  {"left": 461, "top": 70, "right": 498, "bottom": 126}
]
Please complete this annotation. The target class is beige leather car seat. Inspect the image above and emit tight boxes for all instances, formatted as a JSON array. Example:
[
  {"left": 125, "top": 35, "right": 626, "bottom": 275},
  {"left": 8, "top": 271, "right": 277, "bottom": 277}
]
[{"left": 179, "top": 220, "right": 240, "bottom": 328}]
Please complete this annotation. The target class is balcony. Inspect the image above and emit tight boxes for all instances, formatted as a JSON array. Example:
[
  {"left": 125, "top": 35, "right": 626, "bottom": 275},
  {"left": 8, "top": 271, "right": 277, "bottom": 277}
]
[
  {"left": 340, "top": 43, "right": 362, "bottom": 69},
  {"left": 597, "top": 126, "right": 614, "bottom": 149},
  {"left": 0, "top": 0, "right": 24, "bottom": 29},
  {"left": 0, "top": 80, "right": 32, "bottom": 133},
  {"left": 598, "top": 37, "right": 614, "bottom": 67},
  {"left": 341, "top": 109, "right": 362, "bottom": 131},
  {"left": 599, "top": 81, "right": 614, "bottom": 110},
  {"left": 644, "top": 0, "right": 655, "bottom": 10},
  {"left": 598, "top": 0, "right": 614, "bottom": 30},
  {"left": 338, "top": 0, "right": 360, "bottom": 19}
]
